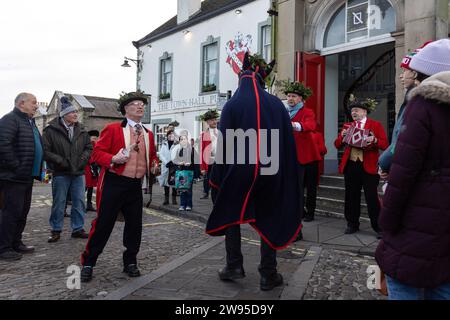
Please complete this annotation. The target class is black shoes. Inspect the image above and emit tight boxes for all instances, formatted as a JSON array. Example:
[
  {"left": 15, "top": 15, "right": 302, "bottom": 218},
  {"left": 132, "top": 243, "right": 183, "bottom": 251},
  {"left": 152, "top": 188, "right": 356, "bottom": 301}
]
[
  {"left": 71, "top": 230, "right": 89, "bottom": 239},
  {"left": 123, "top": 264, "right": 141, "bottom": 277},
  {"left": 344, "top": 226, "right": 359, "bottom": 234},
  {"left": 86, "top": 204, "right": 96, "bottom": 212},
  {"left": 14, "top": 243, "right": 35, "bottom": 254},
  {"left": 376, "top": 231, "right": 383, "bottom": 240},
  {"left": 200, "top": 194, "right": 209, "bottom": 199},
  {"left": 260, "top": 273, "right": 284, "bottom": 291},
  {"left": 218, "top": 266, "right": 246, "bottom": 281},
  {"left": 48, "top": 231, "right": 61, "bottom": 243},
  {"left": 303, "top": 215, "right": 314, "bottom": 222},
  {"left": 0, "top": 250, "right": 22, "bottom": 261},
  {"left": 81, "top": 266, "right": 93, "bottom": 283}
]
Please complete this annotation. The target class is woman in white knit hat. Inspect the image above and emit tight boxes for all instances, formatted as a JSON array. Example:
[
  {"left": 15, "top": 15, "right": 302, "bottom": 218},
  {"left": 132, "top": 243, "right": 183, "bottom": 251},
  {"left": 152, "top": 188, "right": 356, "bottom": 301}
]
[{"left": 409, "top": 38, "right": 450, "bottom": 78}]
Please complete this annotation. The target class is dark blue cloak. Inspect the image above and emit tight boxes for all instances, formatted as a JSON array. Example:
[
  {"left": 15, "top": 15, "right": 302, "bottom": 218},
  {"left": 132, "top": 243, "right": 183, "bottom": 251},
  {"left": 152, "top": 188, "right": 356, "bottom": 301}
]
[{"left": 205, "top": 71, "right": 302, "bottom": 250}]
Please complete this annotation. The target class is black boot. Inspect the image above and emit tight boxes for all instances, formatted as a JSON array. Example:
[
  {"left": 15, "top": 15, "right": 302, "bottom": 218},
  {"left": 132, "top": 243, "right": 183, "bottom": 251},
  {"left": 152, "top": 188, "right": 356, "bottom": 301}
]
[{"left": 163, "top": 194, "right": 169, "bottom": 205}]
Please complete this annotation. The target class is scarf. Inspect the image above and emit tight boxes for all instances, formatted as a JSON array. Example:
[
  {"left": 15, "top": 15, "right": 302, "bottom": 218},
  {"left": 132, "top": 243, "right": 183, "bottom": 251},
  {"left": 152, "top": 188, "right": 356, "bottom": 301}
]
[{"left": 288, "top": 102, "right": 304, "bottom": 119}]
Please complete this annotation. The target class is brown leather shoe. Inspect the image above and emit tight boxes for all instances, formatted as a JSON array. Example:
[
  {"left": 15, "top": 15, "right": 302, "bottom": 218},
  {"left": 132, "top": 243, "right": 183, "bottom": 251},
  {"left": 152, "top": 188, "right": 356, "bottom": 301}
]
[{"left": 48, "top": 232, "right": 61, "bottom": 243}]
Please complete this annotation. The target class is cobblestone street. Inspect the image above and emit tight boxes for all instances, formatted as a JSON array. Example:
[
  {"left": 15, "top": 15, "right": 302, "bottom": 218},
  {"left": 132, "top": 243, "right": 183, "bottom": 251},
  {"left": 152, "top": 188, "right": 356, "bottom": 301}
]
[
  {"left": 303, "top": 249, "right": 385, "bottom": 300},
  {"left": 0, "top": 184, "right": 210, "bottom": 300}
]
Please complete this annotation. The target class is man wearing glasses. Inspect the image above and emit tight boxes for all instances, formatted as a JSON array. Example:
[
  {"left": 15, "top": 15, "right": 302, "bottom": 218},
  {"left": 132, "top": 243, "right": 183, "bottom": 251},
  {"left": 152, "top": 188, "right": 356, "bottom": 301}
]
[
  {"left": 80, "top": 91, "right": 158, "bottom": 282},
  {"left": 43, "top": 96, "right": 93, "bottom": 243}
]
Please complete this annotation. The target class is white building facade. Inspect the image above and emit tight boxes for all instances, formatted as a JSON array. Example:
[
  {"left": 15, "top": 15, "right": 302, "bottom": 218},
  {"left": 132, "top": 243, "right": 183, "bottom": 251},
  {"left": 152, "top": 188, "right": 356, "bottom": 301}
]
[{"left": 134, "top": 0, "right": 272, "bottom": 149}]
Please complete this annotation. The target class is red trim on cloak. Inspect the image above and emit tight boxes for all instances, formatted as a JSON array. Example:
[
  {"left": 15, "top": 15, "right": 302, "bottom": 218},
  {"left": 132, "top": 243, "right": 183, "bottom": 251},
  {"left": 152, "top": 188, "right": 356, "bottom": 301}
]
[
  {"left": 250, "top": 222, "right": 303, "bottom": 250},
  {"left": 209, "top": 180, "right": 220, "bottom": 190},
  {"left": 206, "top": 219, "right": 257, "bottom": 235}
]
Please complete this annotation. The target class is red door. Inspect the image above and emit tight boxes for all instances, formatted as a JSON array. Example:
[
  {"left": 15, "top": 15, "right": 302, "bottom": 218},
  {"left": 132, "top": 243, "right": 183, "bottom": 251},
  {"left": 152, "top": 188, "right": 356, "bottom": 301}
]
[
  {"left": 296, "top": 52, "right": 326, "bottom": 175},
  {"left": 295, "top": 52, "right": 325, "bottom": 134}
]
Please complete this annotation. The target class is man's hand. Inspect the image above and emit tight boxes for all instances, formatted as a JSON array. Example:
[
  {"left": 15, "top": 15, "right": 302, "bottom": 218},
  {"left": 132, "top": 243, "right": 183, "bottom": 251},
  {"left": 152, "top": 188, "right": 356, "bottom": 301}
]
[
  {"left": 341, "top": 129, "right": 348, "bottom": 137},
  {"left": 366, "top": 134, "right": 377, "bottom": 145},
  {"left": 111, "top": 148, "right": 129, "bottom": 164},
  {"left": 201, "top": 170, "right": 206, "bottom": 175},
  {"left": 291, "top": 122, "right": 302, "bottom": 132}
]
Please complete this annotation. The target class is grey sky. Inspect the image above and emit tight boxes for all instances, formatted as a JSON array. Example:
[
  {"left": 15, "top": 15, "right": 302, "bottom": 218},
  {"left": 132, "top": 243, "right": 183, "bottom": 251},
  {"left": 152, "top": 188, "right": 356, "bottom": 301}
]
[{"left": 0, "top": 0, "right": 177, "bottom": 117}]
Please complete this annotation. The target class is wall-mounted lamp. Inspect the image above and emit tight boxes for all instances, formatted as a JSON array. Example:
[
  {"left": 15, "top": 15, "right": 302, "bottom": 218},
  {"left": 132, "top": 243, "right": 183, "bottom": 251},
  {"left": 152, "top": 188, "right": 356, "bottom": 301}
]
[
  {"left": 267, "top": 8, "right": 278, "bottom": 16},
  {"left": 121, "top": 56, "right": 141, "bottom": 68},
  {"left": 235, "top": 9, "right": 242, "bottom": 14}
]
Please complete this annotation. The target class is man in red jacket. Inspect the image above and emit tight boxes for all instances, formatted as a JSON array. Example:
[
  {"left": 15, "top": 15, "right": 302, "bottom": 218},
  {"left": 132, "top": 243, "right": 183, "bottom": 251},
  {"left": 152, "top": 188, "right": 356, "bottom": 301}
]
[
  {"left": 283, "top": 81, "right": 323, "bottom": 224},
  {"left": 80, "top": 91, "right": 158, "bottom": 282},
  {"left": 334, "top": 96, "right": 388, "bottom": 236},
  {"left": 199, "top": 109, "right": 219, "bottom": 201}
]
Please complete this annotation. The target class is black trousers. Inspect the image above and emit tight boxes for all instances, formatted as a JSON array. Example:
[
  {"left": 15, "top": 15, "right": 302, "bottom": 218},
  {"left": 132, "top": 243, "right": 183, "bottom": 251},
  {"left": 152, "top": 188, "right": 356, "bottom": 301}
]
[
  {"left": 203, "top": 169, "right": 211, "bottom": 195},
  {"left": 82, "top": 172, "right": 143, "bottom": 267},
  {"left": 344, "top": 160, "right": 380, "bottom": 231},
  {"left": 225, "top": 225, "right": 277, "bottom": 277},
  {"left": 164, "top": 186, "right": 177, "bottom": 197},
  {"left": 297, "top": 164, "right": 306, "bottom": 221},
  {"left": 303, "top": 161, "right": 319, "bottom": 218},
  {"left": 0, "top": 181, "right": 33, "bottom": 253},
  {"left": 86, "top": 187, "right": 93, "bottom": 204}
]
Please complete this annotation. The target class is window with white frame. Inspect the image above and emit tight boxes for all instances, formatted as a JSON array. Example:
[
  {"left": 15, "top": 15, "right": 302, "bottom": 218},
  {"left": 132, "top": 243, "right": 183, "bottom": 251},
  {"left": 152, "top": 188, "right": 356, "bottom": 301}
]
[
  {"left": 261, "top": 25, "right": 272, "bottom": 62},
  {"left": 323, "top": 0, "right": 396, "bottom": 48},
  {"left": 202, "top": 42, "right": 218, "bottom": 92},
  {"left": 159, "top": 57, "right": 172, "bottom": 100}
]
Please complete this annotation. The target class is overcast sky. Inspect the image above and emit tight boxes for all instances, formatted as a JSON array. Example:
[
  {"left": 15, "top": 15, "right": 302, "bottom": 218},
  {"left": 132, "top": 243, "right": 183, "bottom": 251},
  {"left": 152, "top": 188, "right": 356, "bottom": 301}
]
[{"left": 0, "top": 0, "right": 178, "bottom": 117}]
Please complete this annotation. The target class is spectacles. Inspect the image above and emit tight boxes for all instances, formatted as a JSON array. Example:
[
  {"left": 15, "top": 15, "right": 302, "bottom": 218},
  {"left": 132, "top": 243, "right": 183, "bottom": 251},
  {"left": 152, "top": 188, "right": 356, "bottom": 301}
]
[{"left": 127, "top": 101, "right": 145, "bottom": 107}]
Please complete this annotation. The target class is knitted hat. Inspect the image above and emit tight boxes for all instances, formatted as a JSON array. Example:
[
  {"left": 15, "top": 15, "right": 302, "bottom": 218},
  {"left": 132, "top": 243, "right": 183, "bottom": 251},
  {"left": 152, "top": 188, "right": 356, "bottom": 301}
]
[
  {"left": 409, "top": 39, "right": 450, "bottom": 76},
  {"left": 400, "top": 41, "right": 432, "bottom": 70},
  {"left": 59, "top": 96, "right": 77, "bottom": 117}
]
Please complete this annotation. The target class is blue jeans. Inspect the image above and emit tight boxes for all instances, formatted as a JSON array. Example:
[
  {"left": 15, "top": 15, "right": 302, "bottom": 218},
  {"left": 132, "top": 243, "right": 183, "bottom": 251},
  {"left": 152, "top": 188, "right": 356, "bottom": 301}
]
[
  {"left": 180, "top": 188, "right": 193, "bottom": 208},
  {"left": 50, "top": 175, "right": 86, "bottom": 233},
  {"left": 386, "top": 276, "right": 450, "bottom": 300}
]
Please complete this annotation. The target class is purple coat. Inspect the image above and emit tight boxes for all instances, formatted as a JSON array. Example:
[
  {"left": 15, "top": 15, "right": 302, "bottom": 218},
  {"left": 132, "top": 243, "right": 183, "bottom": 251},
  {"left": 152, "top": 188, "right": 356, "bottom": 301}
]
[{"left": 375, "top": 71, "right": 450, "bottom": 288}]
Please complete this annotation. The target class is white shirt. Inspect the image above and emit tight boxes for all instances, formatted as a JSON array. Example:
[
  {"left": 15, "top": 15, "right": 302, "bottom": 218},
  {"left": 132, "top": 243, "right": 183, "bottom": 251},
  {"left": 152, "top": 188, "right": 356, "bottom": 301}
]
[
  {"left": 126, "top": 118, "right": 144, "bottom": 130},
  {"left": 356, "top": 117, "right": 367, "bottom": 129},
  {"left": 209, "top": 127, "right": 218, "bottom": 158}
]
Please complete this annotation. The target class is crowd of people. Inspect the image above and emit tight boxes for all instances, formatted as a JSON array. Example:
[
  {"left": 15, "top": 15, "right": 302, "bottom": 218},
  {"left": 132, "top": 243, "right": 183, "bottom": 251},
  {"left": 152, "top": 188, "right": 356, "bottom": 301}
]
[{"left": 0, "top": 38, "right": 450, "bottom": 299}]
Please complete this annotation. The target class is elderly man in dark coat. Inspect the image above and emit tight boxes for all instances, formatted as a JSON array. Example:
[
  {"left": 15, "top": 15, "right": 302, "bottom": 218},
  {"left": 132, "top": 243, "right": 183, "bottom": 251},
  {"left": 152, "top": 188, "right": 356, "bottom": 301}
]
[
  {"left": 0, "top": 93, "right": 43, "bottom": 261},
  {"left": 206, "top": 53, "right": 302, "bottom": 291}
]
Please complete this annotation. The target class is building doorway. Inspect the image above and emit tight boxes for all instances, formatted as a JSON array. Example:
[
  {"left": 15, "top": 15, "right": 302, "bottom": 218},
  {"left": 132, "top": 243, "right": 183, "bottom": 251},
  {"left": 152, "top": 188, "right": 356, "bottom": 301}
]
[{"left": 323, "top": 41, "right": 396, "bottom": 173}]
